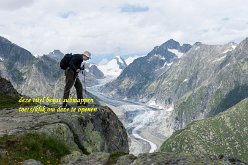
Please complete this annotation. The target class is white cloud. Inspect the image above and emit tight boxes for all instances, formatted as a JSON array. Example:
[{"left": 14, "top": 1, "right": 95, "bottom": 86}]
[
  {"left": 0, "top": 0, "right": 248, "bottom": 62},
  {"left": 0, "top": 0, "right": 34, "bottom": 10}
]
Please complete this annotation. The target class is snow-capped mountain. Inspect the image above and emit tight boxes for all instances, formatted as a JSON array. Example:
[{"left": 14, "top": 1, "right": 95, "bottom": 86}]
[
  {"left": 125, "top": 55, "right": 141, "bottom": 65},
  {"left": 97, "top": 56, "right": 127, "bottom": 77},
  {"left": 101, "top": 39, "right": 192, "bottom": 99}
]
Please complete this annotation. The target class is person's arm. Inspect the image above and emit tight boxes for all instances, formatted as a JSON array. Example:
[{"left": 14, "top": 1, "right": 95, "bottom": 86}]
[
  {"left": 69, "top": 55, "right": 82, "bottom": 73},
  {"left": 69, "top": 56, "right": 77, "bottom": 72}
]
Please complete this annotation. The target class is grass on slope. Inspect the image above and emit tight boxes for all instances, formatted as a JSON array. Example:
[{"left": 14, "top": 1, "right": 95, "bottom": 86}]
[
  {"left": 160, "top": 98, "right": 248, "bottom": 163},
  {"left": 0, "top": 132, "right": 70, "bottom": 165}
]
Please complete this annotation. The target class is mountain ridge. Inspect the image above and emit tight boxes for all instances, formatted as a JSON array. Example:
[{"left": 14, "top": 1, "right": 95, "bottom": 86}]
[
  {"left": 101, "top": 39, "right": 192, "bottom": 99},
  {"left": 160, "top": 97, "right": 248, "bottom": 163}
]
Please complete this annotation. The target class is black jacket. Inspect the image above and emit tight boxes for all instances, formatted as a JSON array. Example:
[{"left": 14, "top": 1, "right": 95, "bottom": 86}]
[{"left": 69, "top": 54, "right": 84, "bottom": 72}]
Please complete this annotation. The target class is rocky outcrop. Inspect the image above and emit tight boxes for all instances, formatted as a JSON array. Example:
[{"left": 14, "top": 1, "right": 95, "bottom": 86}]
[
  {"left": 0, "top": 77, "right": 20, "bottom": 98},
  {"left": 0, "top": 105, "right": 129, "bottom": 154},
  {"left": 59, "top": 151, "right": 247, "bottom": 165},
  {"left": 115, "top": 152, "right": 247, "bottom": 165},
  {"left": 160, "top": 98, "right": 248, "bottom": 163},
  {"left": 23, "top": 159, "right": 43, "bottom": 165},
  {"left": 61, "top": 151, "right": 110, "bottom": 165},
  {"left": 89, "top": 64, "right": 104, "bottom": 79}
]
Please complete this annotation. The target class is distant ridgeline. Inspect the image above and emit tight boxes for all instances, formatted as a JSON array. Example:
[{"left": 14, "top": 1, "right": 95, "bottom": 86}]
[
  {"left": 0, "top": 36, "right": 104, "bottom": 99},
  {"left": 102, "top": 38, "right": 248, "bottom": 129}
]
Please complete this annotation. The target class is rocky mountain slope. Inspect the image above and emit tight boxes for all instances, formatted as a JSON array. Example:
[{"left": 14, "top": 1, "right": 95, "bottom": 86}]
[
  {"left": 101, "top": 37, "right": 248, "bottom": 132},
  {"left": 160, "top": 97, "right": 248, "bottom": 163},
  {"left": 150, "top": 39, "right": 246, "bottom": 129},
  {"left": 101, "top": 39, "right": 192, "bottom": 99},
  {"left": 47, "top": 49, "right": 64, "bottom": 62},
  {"left": 0, "top": 36, "right": 104, "bottom": 98}
]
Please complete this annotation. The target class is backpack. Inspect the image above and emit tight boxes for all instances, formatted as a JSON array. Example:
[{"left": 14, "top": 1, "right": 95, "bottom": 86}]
[{"left": 60, "top": 53, "right": 72, "bottom": 70}]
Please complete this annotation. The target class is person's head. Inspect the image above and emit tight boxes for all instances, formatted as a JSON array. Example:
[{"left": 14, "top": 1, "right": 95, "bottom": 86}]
[{"left": 82, "top": 51, "right": 91, "bottom": 60}]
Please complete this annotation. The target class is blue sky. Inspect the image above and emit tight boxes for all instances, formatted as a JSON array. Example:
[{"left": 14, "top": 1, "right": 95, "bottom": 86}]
[{"left": 0, "top": 0, "right": 248, "bottom": 64}]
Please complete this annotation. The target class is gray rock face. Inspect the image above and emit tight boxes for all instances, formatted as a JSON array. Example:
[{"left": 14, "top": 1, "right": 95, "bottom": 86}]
[
  {"left": 0, "top": 36, "right": 35, "bottom": 66},
  {"left": 81, "top": 64, "right": 105, "bottom": 87},
  {"left": 115, "top": 56, "right": 127, "bottom": 70},
  {"left": 0, "top": 77, "right": 20, "bottom": 98},
  {"left": 114, "top": 152, "right": 247, "bottom": 165},
  {"left": 23, "top": 159, "right": 43, "bottom": 165},
  {"left": 0, "top": 105, "right": 129, "bottom": 154},
  {"left": 47, "top": 49, "right": 64, "bottom": 62},
  {"left": 89, "top": 65, "right": 104, "bottom": 79},
  {"left": 0, "top": 36, "right": 64, "bottom": 97},
  {"left": 61, "top": 152, "right": 110, "bottom": 165},
  {"left": 101, "top": 39, "right": 192, "bottom": 99},
  {"left": 149, "top": 39, "right": 248, "bottom": 129},
  {"left": 0, "top": 36, "right": 35, "bottom": 85}
]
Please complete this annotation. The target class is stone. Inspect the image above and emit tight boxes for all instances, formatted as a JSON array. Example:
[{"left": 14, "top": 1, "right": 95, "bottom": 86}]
[{"left": 22, "top": 159, "right": 43, "bottom": 165}]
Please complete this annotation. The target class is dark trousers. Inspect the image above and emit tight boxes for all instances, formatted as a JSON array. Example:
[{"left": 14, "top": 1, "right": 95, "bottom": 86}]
[{"left": 63, "top": 68, "right": 83, "bottom": 101}]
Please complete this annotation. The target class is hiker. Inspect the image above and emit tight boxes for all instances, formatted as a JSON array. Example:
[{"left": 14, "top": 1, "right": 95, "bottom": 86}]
[{"left": 62, "top": 51, "right": 91, "bottom": 108}]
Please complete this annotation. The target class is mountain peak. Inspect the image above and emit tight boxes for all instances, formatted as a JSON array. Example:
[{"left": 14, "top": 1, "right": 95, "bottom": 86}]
[
  {"left": 114, "top": 56, "right": 127, "bottom": 70},
  {"left": 193, "top": 42, "right": 202, "bottom": 46},
  {"left": 47, "top": 49, "right": 64, "bottom": 62},
  {"left": 97, "top": 56, "right": 127, "bottom": 77},
  {"left": 161, "top": 39, "right": 180, "bottom": 49},
  {"left": 235, "top": 37, "right": 248, "bottom": 51},
  {"left": 0, "top": 36, "right": 11, "bottom": 44}
]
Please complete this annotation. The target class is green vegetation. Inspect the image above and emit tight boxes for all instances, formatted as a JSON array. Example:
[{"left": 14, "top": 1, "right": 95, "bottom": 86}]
[
  {"left": 0, "top": 132, "right": 70, "bottom": 165},
  {"left": 0, "top": 92, "right": 36, "bottom": 109},
  {"left": 209, "top": 84, "right": 248, "bottom": 117},
  {"left": 175, "top": 86, "right": 209, "bottom": 124},
  {"left": 0, "top": 92, "right": 21, "bottom": 109},
  {"left": 106, "top": 151, "right": 129, "bottom": 164},
  {"left": 160, "top": 98, "right": 248, "bottom": 163}
]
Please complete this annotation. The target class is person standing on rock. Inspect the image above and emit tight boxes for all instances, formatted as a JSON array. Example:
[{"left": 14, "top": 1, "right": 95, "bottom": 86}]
[{"left": 61, "top": 51, "right": 91, "bottom": 108}]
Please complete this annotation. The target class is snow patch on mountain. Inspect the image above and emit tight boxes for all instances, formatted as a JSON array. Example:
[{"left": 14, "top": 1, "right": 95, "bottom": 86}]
[
  {"left": 195, "top": 46, "right": 200, "bottom": 50},
  {"left": 126, "top": 56, "right": 140, "bottom": 65},
  {"left": 97, "top": 56, "right": 127, "bottom": 77},
  {"left": 0, "top": 57, "right": 4, "bottom": 61},
  {"left": 222, "top": 44, "right": 237, "bottom": 54},
  {"left": 167, "top": 62, "right": 173, "bottom": 66},
  {"left": 116, "top": 56, "right": 124, "bottom": 64},
  {"left": 148, "top": 100, "right": 164, "bottom": 109},
  {"left": 168, "top": 49, "right": 184, "bottom": 58},
  {"left": 183, "top": 78, "right": 189, "bottom": 82},
  {"left": 154, "top": 54, "right": 166, "bottom": 60},
  {"left": 212, "top": 55, "right": 227, "bottom": 63}
]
